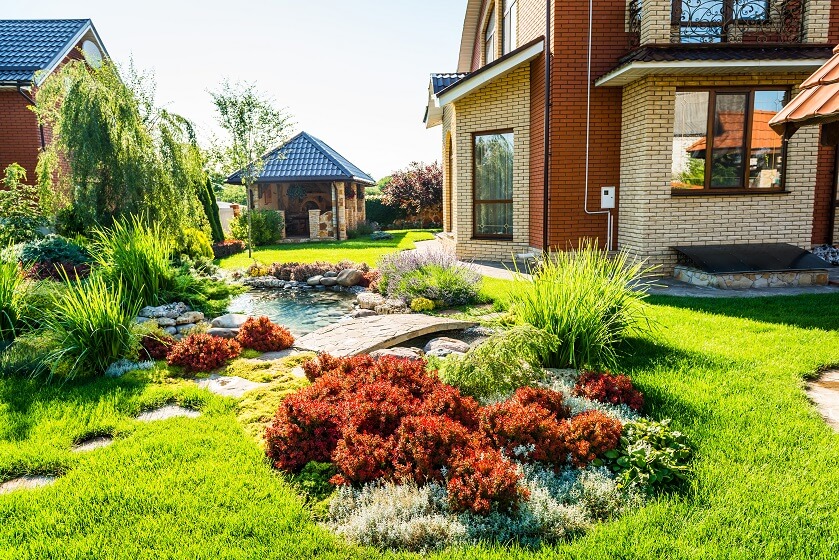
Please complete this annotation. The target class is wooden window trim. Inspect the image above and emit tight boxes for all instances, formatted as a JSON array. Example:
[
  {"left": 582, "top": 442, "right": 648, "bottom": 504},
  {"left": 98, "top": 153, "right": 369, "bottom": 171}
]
[
  {"left": 671, "top": 86, "right": 790, "bottom": 196},
  {"left": 473, "top": 129, "right": 514, "bottom": 240}
]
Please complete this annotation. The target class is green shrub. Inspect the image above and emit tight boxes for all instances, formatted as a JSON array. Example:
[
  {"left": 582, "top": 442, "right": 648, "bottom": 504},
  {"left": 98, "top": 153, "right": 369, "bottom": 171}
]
[
  {"left": 595, "top": 418, "right": 691, "bottom": 493},
  {"left": 53, "top": 206, "right": 88, "bottom": 238},
  {"left": 93, "top": 216, "right": 175, "bottom": 307},
  {"left": 0, "top": 262, "right": 25, "bottom": 340},
  {"left": 365, "top": 197, "right": 406, "bottom": 227},
  {"left": 174, "top": 228, "right": 214, "bottom": 260},
  {"left": 230, "top": 209, "right": 284, "bottom": 247},
  {"left": 410, "top": 297, "right": 435, "bottom": 313},
  {"left": 43, "top": 274, "right": 140, "bottom": 380},
  {"left": 436, "top": 325, "right": 559, "bottom": 400},
  {"left": 217, "top": 184, "right": 247, "bottom": 205},
  {"left": 163, "top": 272, "right": 244, "bottom": 317},
  {"left": 19, "top": 280, "right": 67, "bottom": 333},
  {"left": 290, "top": 461, "right": 338, "bottom": 502},
  {"left": 18, "top": 235, "right": 90, "bottom": 265},
  {"left": 0, "top": 163, "right": 45, "bottom": 246},
  {"left": 509, "top": 241, "right": 653, "bottom": 369},
  {"left": 346, "top": 221, "right": 377, "bottom": 239}
]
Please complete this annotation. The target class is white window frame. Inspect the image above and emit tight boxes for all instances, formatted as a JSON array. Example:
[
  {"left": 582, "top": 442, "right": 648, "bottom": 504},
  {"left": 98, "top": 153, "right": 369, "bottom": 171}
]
[
  {"left": 503, "top": 0, "right": 518, "bottom": 55},
  {"left": 485, "top": 8, "right": 497, "bottom": 65}
]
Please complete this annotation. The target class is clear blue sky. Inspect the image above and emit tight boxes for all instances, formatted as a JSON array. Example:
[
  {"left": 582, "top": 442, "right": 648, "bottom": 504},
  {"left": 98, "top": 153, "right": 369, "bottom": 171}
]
[{"left": 7, "top": 1, "right": 467, "bottom": 179}]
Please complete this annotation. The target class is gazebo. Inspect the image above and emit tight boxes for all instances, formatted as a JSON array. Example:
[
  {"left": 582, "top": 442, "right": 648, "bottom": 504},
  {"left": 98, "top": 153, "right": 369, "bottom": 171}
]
[{"left": 226, "top": 132, "right": 375, "bottom": 240}]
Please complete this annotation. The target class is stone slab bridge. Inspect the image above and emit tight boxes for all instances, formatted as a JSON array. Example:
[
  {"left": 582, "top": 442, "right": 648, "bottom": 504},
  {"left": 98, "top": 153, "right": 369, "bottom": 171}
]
[{"left": 294, "top": 315, "right": 476, "bottom": 357}]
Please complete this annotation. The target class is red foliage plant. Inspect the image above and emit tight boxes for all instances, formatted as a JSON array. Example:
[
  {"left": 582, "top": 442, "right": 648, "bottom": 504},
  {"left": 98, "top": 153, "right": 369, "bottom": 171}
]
[
  {"left": 447, "top": 444, "right": 527, "bottom": 515},
  {"left": 23, "top": 261, "right": 91, "bottom": 281},
  {"left": 394, "top": 415, "right": 473, "bottom": 484},
  {"left": 564, "top": 411, "right": 623, "bottom": 467},
  {"left": 236, "top": 316, "right": 294, "bottom": 352},
  {"left": 511, "top": 386, "right": 571, "bottom": 420},
  {"left": 573, "top": 371, "right": 644, "bottom": 412},
  {"left": 480, "top": 400, "right": 568, "bottom": 465},
  {"left": 212, "top": 240, "right": 246, "bottom": 259},
  {"left": 139, "top": 333, "right": 175, "bottom": 361},
  {"left": 166, "top": 333, "right": 241, "bottom": 373}
]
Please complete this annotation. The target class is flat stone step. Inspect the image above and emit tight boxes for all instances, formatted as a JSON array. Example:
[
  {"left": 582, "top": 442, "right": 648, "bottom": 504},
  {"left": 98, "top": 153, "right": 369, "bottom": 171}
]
[
  {"left": 136, "top": 405, "right": 200, "bottom": 422},
  {"left": 294, "top": 314, "right": 477, "bottom": 357},
  {"left": 807, "top": 369, "right": 839, "bottom": 432},
  {"left": 195, "top": 375, "right": 267, "bottom": 398},
  {"left": 73, "top": 436, "right": 114, "bottom": 452},
  {"left": 0, "top": 475, "right": 56, "bottom": 495}
]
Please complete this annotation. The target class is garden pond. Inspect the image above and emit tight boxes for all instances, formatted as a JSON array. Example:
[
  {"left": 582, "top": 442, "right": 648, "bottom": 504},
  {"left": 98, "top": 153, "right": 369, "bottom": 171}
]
[{"left": 227, "top": 289, "right": 357, "bottom": 336}]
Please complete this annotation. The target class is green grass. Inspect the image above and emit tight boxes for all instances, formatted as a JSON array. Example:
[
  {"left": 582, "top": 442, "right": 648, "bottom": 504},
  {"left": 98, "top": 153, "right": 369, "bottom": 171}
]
[
  {"left": 217, "top": 229, "right": 438, "bottom": 269},
  {"left": 2, "top": 293, "right": 839, "bottom": 558}
]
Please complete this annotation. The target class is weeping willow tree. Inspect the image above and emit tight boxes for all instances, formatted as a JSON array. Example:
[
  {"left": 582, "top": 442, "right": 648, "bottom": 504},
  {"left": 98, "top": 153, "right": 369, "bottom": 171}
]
[{"left": 33, "top": 59, "right": 209, "bottom": 236}]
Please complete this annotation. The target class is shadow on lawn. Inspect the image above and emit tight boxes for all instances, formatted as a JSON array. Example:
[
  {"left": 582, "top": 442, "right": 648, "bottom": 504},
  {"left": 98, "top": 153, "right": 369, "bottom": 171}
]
[{"left": 648, "top": 293, "right": 839, "bottom": 332}]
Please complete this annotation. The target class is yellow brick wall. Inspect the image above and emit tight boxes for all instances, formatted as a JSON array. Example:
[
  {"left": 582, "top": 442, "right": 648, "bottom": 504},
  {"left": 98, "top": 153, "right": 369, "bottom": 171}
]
[
  {"left": 518, "top": 0, "right": 547, "bottom": 46},
  {"left": 618, "top": 73, "right": 819, "bottom": 271},
  {"left": 440, "top": 65, "right": 533, "bottom": 261}
]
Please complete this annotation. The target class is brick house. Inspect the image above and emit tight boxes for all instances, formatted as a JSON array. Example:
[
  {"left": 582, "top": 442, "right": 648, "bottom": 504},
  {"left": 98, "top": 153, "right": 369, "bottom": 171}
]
[
  {"left": 424, "top": 0, "right": 839, "bottom": 270},
  {"left": 0, "top": 19, "right": 108, "bottom": 180}
]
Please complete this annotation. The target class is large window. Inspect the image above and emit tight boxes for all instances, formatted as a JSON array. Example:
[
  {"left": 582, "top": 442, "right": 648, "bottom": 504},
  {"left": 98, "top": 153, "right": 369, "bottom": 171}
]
[
  {"left": 485, "top": 8, "right": 497, "bottom": 64},
  {"left": 671, "top": 88, "right": 788, "bottom": 193},
  {"left": 503, "top": 0, "right": 518, "bottom": 55},
  {"left": 474, "top": 132, "right": 514, "bottom": 238}
]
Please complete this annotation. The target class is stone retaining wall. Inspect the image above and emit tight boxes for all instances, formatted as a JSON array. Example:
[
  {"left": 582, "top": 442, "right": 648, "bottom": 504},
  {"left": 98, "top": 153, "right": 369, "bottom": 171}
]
[{"left": 674, "top": 265, "right": 829, "bottom": 289}]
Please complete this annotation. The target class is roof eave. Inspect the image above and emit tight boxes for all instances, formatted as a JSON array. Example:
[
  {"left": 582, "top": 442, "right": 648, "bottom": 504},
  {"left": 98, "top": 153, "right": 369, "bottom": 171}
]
[
  {"left": 34, "top": 19, "right": 109, "bottom": 86},
  {"left": 457, "top": 0, "right": 484, "bottom": 73}
]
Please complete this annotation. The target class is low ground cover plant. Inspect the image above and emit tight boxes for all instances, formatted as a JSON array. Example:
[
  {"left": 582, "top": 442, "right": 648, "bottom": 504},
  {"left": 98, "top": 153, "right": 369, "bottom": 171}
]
[
  {"left": 166, "top": 333, "right": 242, "bottom": 374},
  {"left": 236, "top": 317, "right": 294, "bottom": 352},
  {"left": 377, "top": 250, "right": 480, "bottom": 307}
]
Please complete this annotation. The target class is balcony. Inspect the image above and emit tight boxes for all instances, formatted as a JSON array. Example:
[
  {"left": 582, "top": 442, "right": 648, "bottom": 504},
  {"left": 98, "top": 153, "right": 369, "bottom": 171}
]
[{"left": 628, "top": 0, "right": 807, "bottom": 46}]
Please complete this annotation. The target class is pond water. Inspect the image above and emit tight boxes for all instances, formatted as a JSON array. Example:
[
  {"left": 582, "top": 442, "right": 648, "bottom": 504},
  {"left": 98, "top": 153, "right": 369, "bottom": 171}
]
[{"left": 227, "top": 289, "right": 357, "bottom": 337}]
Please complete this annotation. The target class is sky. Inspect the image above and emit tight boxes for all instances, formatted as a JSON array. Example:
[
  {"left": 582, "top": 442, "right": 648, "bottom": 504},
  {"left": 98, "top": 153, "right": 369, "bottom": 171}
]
[{"left": 7, "top": 1, "right": 467, "bottom": 180}]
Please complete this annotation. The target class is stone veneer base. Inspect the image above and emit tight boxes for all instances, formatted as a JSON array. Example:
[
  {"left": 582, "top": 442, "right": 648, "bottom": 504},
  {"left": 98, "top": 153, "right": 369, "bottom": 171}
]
[{"left": 673, "top": 265, "right": 830, "bottom": 289}]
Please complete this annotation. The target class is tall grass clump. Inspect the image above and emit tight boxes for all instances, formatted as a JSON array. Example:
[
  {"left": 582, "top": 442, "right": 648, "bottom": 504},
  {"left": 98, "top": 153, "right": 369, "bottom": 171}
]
[
  {"left": 93, "top": 216, "right": 174, "bottom": 307},
  {"left": 0, "top": 261, "right": 25, "bottom": 340},
  {"left": 509, "top": 241, "right": 653, "bottom": 369},
  {"left": 43, "top": 274, "right": 140, "bottom": 380}
]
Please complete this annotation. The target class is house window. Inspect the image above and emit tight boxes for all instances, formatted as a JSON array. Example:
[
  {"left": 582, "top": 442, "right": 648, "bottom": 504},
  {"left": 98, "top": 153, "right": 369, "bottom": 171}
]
[
  {"left": 474, "top": 132, "right": 514, "bottom": 238},
  {"left": 671, "top": 88, "right": 788, "bottom": 193},
  {"left": 677, "top": 0, "right": 770, "bottom": 43},
  {"left": 485, "top": 8, "right": 497, "bottom": 64},
  {"left": 503, "top": 0, "right": 518, "bottom": 55}
]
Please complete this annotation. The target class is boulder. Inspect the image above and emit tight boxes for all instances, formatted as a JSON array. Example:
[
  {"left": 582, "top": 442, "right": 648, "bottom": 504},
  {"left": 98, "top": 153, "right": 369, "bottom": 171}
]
[
  {"left": 307, "top": 275, "right": 323, "bottom": 286},
  {"left": 424, "top": 337, "right": 471, "bottom": 356},
  {"left": 211, "top": 313, "right": 249, "bottom": 329},
  {"left": 323, "top": 271, "right": 339, "bottom": 278},
  {"left": 351, "top": 309, "right": 377, "bottom": 319},
  {"left": 370, "top": 347, "right": 424, "bottom": 360},
  {"left": 336, "top": 269, "right": 364, "bottom": 287},
  {"left": 320, "top": 277, "right": 339, "bottom": 287},
  {"left": 176, "top": 324, "right": 196, "bottom": 334},
  {"left": 374, "top": 299, "right": 410, "bottom": 315},
  {"left": 163, "top": 326, "right": 178, "bottom": 336},
  {"left": 135, "top": 317, "right": 151, "bottom": 325},
  {"left": 357, "top": 292, "right": 385, "bottom": 310},
  {"left": 176, "top": 311, "right": 205, "bottom": 325},
  {"left": 139, "top": 302, "right": 189, "bottom": 319},
  {"left": 207, "top": 327, "right": 239, "bottom": 339},
  {"left": 157, "top": 317, "right": 177, "bottom": 327}
]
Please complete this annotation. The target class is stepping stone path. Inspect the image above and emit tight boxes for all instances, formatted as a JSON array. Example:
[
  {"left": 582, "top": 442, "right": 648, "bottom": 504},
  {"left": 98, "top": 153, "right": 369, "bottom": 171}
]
[
  {"left": 295, "top": 315, "right": 477, "bottom": 357},
  {"left": 0, "top": 475, "right": 56, "bottom": 495},
  {"left": 195, "top": 375, "right": 267, "bottom": 398},
  {"left": 807, "top": 370, "right": 839, "bottom": 432},
  {"left": 136, "top": 405, "right": 200, "bottom": 422},
  {"left": 73, "top": 436, "right": 114, "bottom": 452}
]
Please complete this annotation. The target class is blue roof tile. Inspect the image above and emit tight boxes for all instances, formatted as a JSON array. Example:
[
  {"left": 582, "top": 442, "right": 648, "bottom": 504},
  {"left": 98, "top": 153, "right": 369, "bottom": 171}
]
[
  {"left": 227, "top": 132, "right": 375, "bottom": 185},
  {"left": 0, "top": 19, "right": 90, "bottom": 83},
  {"left": 431, "top": 73, "right": 468, "bottom": 95}
]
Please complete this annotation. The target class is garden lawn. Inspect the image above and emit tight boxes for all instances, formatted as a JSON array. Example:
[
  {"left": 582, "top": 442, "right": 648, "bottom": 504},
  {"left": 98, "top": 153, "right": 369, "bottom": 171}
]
[
  {"left": 1, "top": 293, "right": 839, "bottom": 558},
  {"left": 217, "top": 229, "right": 437, "bottom": 269}
]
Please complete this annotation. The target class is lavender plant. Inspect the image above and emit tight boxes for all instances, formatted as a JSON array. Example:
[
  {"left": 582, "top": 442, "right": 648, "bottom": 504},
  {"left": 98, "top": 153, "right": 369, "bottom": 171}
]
[{"left": 377, "top": 249, "right": 481, "bottom": 306}]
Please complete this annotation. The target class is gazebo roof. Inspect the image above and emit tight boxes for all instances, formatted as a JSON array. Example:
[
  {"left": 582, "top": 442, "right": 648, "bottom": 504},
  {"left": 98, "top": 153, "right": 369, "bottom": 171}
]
[{"left": 226, "top": 131, "right": 375, "bottom": 185}]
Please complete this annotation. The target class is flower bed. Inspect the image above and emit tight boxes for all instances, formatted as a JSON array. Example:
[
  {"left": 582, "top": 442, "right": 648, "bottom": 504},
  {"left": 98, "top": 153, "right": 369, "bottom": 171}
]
[{"left": 265, "top": 355, "right": 691, "bottom": 551}]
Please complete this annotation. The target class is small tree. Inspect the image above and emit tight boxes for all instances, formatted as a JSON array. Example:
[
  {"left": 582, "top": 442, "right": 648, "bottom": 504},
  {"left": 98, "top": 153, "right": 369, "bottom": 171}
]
[
  {"left": 381, "top": 162, "right": 442, "bottom": 218},
  {"left": 209, "top": 80, "right": 293, "bottom": 256},
  {"left": 0, "top": 164, "right": 45, "bottom": 245}
]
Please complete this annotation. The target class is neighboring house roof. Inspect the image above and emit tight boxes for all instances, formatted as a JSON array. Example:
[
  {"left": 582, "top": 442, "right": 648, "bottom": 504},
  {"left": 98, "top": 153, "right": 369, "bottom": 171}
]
[
  {"left": 431, "top": 73, "right": 468, "bottom": 95},
  {"left": 688, "top": 111, "right": 782, "bottom": 152},
  {"left": 0, "top": 19, "right": 107, "bottom": 84},
  {"left": 770, "top": 45, "right": 839, "bottom": 133},
  {"left": 226, "top": 132, "right": 376, "bottom": 185}
]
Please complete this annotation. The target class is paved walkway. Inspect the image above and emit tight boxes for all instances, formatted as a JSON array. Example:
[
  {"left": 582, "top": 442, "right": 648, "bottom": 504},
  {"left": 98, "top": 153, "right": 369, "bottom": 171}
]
[
  {"left": 807, "top": 370, "right": 839, "bottom": 432},
  {"left": 295, "top": 315, "right": 476, "bottom": 356}
]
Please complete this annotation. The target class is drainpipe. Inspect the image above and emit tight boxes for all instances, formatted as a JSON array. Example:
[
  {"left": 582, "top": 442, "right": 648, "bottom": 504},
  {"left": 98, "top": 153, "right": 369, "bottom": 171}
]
[
  {"left": 582, "top": 0, "right": 613, "bottom": 250},
  {"left": 542, "top": 0, "right": 552, "bottom": 252},
  {"left": 16, "top": 85, "right": 46, "bottom": 150}
]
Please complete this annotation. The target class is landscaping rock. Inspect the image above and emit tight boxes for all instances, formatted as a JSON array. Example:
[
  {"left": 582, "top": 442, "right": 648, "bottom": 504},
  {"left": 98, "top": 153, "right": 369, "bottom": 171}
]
[
  {"left": 347, "top": 286, "right": 366, "bottom": 295},
  {"left": 464, "top": 326, "right": 496, "bottom": 337},
  {"left": 211, "top": 313, "right": 249, "bottom": 329},
  {"left": 307, "top": 275, "right": 323, "bottom": 286},
  {"left": 207, "top": 327, "right": 239, "bottom": 339},
  {"left": 196, "top": 375, "right": 267, "bottom": 398},
  {"left": 163, "top": 326, "right": 178, "bottom": 336},
  {"left": 323, "top": 271, "right": 339, "bottom": 278},
  {"left": 424, "top": 337, "right": 471, "bottom": 356},
  {"left": 320, "top": 277, "right": 339, "bottom": 287},
  {"left": 370, "top": 347, "right": 424, "bottom": 360},
  {"left": 139, "top": 302, "right": 189, "bottom": 319},
  {"left": 176, "top": 311, "right": 205, "bottom": 325},
  {"left": 0, "top": 475, "right": 56, "bottom": 495},
  {"left": 136, "top": 405, "right": 200, "bottom": 422},
  {"left": 157, "top": 317, "right": 177, "bottom": 327},
  {"left": 351, "top": 309, "right": 377, "bottom": 319},
  {"left": 374, "top": 298, "right": 410, "bottom": 315},
  {"left": 336, "top": 269, "right": 364, "bottom": 287},
  {"left": 357, "top": 292, "right": 386, "bottom": 310},
  {"left": 135, "top": 317, "right": 150, "bottom": 325},
  {"left": 73, "top": 436, "right": 113, "bottom": 452},
  {"left": 370, "top": 231, "right": 393, "bottom": 240},
  {"left": 176, "top": 324, "right": 196, "bottom": 334}
]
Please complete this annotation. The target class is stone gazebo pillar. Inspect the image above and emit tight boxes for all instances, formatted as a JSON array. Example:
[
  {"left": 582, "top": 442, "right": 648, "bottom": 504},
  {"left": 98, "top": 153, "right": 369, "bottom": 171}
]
[
  {"left": 335, "top": 182, "right": 347, "bottom": 240},
  {"left": 357, "top": 186, "right": 366, "bottom": 223}
]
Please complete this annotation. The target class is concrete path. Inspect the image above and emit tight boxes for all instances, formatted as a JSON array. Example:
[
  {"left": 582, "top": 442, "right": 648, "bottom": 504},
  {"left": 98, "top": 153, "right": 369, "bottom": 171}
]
[
  {"left": 807, "top": 370, "right": 839, "bottom": 432},
  {"left": 295, "top": 314, "right": 476, "bottom": 356}
]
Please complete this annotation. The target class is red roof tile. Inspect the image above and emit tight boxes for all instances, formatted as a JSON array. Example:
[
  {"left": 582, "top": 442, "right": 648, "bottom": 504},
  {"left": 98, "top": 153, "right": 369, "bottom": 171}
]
[{"left": 769, "top": 45, "right": 839, "bottom": 133}]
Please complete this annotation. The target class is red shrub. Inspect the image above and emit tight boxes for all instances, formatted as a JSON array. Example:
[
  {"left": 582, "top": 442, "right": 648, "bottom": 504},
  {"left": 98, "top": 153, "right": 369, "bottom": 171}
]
[
  {"left": 331, "top": 431, "right": 397, "bottom": 484},
  {"left": 212, "top": 240, "right": 246, "bottom": 259},
  {"left": 564, "top": 411, "right": 622, "bottom": 467},
  {"left": 139, "top": 333, "right": 175, "bottom": 361},
  {"left": 394, "top": 415, "right": 472, "bottom": 483},
  {"left": 480, "top": 400, "right": 568, "bottom": 465},
  {"left": 343, "top": 380, "right": 420, "bottom": 436},
  {"left": 418, "top": 383, "right": 480, "bottom": 430},
  {"left": 358, "top": 269, "right": 381, "bottom": 290},
  {"left": 266, "top": 391, "right": 342, "bottom": 472},
  {"left": 512, "top": 387, "right": 571, "bottom": 420},
  {"left": 23, "top": 261, "right": 91, "bottom": 281},
  {"left": 447, "top": 444, "right": 527, "bottom": 515},
  {"left": 574, "top": 371, "right": 644, "bottom": 412},
  {"left": 236, "top": 316, "right": 294, "bottom": 352},
  {"left": 166, "top": 333, "right": 241, "bottom": 373}
]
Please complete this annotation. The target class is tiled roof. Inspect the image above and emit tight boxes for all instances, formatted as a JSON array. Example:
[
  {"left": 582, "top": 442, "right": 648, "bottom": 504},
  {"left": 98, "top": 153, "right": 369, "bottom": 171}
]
[
  {"left": 0, "top": 19, "right": 90, "bottom": 83},
  {"left": 227, "top": 132, "right": 376, "bottom": 185},
  {"left": 770, "top": 45, "right": 839, "bottom": 133},
  {"left": 431, "top": 73, "right": 468, "bottom": 95},
  {"left": 617, "top": 44, "right": 834, "bottom": 65}
]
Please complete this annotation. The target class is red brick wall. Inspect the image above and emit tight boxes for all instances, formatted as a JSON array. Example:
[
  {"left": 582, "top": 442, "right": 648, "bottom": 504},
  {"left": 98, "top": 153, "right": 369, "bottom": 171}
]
[
  {"left": 0, "top": 90, "right": 41, "bottom": 181},
  {"left": 543, "top": 0, "right": 626, "bottom": 250},
  {"left": 812, "top": 138, "right": 837, "bottom": 245},
  {"left": 529, "top": 55, "right": 546, "bottom": 248},
  {"left": 830, "top": 0, "right": 839, "bottom": 43}
]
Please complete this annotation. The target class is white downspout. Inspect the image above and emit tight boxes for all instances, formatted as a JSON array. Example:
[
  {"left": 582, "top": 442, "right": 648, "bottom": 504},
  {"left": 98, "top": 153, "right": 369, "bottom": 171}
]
[{"left": 582, "top": 0, "right": 613, "bottom": 250}]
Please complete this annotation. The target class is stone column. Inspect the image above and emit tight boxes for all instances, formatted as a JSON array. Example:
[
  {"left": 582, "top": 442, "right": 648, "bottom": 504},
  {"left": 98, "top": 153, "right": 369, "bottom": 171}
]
[
  {"left": 308, "top": 210, "right": 320, "bottom": 239},
  {"left": 639, "top": 0, "right": 672, "bottom": 44},
  {"left": 358, "top": 187, "right": 366, "bottom": 223},
  {"left": 335, "top": 182, "right": 346, "bottom": 240},
  {"left": 276, "top": 210, "right": 286, "bottom": 239}
]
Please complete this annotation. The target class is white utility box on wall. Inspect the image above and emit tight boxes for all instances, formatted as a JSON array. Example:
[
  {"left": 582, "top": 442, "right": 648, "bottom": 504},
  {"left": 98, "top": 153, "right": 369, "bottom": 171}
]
[{"left": 601, "top": 186, "right": 616, "bottom": 209}]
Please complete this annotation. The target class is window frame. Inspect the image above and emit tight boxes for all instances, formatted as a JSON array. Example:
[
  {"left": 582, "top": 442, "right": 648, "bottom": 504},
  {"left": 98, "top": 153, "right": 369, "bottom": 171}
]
[
  {"left": 671, "top": 86, "right": 791, "bottom": 196},
  {"left": 502, "top": 0, "right": 518, "bottom": 55},
  {"left": 673, "top": 0, "right": 772, "bottom": 43},
  {"left": 472, "top": 129, "right": 515, "bottom": 240},
  {"left": 484, "top": 7, "right": 497, "bottom": 65}
]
